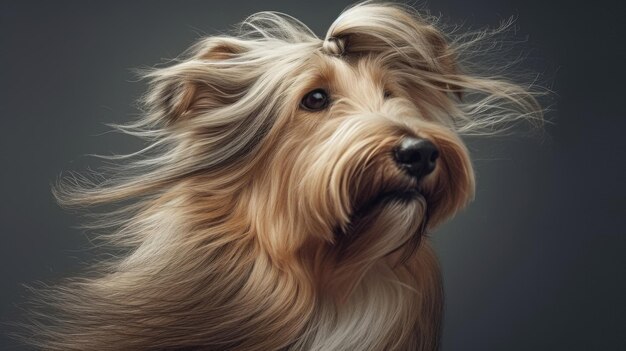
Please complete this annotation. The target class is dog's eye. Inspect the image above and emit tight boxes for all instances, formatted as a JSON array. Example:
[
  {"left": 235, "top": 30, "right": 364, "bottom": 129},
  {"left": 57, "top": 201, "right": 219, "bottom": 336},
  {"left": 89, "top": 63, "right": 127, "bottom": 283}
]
[
  {"left": 300, "top": 89, "right": 329, "bottom": 111},
  {"left": 384, "top": 90, "right": 392, "bottom": 99}
]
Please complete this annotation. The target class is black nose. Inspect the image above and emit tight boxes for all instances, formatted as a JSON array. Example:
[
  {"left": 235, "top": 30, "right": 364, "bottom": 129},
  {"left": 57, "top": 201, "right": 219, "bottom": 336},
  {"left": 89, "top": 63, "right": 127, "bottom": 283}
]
[{"left": 394, "top": 137, "right": 439, "bottom": 179}]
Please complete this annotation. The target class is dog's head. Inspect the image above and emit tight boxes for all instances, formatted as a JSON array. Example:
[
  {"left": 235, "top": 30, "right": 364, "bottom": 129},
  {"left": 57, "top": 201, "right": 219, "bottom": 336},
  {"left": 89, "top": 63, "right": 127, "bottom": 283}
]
[
  {"left": 57, "top": 3, "right": 540, "bottom": 297},
  {"left": 138, "top": 5, "right": 472, "bottom": 281}
]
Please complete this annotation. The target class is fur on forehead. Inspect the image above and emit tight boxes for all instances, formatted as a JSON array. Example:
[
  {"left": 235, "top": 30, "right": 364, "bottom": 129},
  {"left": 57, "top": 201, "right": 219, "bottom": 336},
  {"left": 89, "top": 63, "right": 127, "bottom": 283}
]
[{"left": 294, "top": 55, "right": 391, "bottom": 96}]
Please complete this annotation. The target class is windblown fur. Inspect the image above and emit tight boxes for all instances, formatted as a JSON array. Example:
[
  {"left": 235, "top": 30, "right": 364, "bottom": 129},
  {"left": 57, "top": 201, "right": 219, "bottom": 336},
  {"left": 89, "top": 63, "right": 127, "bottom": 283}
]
[{"left": 22, "top": 2, "right": 542, "bottom": 350}]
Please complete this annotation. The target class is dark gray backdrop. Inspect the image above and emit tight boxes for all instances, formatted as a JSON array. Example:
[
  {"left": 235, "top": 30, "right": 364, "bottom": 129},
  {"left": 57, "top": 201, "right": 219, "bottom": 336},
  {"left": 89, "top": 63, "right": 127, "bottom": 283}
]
[{"left": 1, "top": 1, "right": 624, "bottom": 350}]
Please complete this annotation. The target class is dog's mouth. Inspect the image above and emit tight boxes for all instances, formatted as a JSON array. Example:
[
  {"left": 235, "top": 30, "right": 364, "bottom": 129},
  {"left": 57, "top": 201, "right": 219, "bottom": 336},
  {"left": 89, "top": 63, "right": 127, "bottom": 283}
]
[
  {"left": 352, "top": 189, "right": 424, "bottom": 219},
  {"left": 336, "top": 187, "right": 429, "bottom": 234},
  {"left": 331, "top": 187, "right": 429, "bottom": 262},
  {"left": 330, "top": 156, "right": 436, "bottom": 253}
]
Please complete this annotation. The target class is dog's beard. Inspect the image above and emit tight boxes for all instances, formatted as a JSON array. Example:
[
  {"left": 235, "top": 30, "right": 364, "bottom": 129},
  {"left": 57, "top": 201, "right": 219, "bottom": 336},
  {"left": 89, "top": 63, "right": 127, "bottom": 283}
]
[
  {"left": 322, "top": 190, "right": 428, "bottom": 301},
  {"left": 340, "top": 189, "right": 427, "bottom": 256}
]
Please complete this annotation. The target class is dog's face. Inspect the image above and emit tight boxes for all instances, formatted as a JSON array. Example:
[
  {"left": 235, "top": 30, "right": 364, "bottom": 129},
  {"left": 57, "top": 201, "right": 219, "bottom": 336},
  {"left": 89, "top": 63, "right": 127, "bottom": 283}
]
[{"left": 246, "top": 53, "right": 474, "bottom": 294}]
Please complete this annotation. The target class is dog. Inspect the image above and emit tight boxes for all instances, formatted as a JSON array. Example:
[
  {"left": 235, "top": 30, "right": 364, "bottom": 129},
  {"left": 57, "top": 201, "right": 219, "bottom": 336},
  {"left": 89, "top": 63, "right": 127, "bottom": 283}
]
[{"left": 24, "top": 2, "right": 541, "bottom": 350}]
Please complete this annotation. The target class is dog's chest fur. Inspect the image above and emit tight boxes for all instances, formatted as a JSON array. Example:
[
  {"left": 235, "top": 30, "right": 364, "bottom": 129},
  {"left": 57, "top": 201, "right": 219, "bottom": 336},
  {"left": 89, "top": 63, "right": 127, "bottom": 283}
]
[{"left": 291, "top": 245, "right": 441, "bottom": 351}]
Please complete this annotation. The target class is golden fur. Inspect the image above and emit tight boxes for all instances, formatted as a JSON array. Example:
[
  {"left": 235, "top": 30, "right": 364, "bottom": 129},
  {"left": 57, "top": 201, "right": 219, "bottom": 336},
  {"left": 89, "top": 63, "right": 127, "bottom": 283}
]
[{"left": 22, "top": 2, "right": 542, "bottom": 350}]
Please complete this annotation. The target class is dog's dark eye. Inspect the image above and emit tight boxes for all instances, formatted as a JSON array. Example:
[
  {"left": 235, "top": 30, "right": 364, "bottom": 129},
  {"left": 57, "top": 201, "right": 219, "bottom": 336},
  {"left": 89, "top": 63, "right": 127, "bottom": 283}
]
[
  {"left": 301, "top": 89, "right": 329, "bottom": 111},
  {"left": 384, "top": 90, "right": 392, "bottom": 99}
]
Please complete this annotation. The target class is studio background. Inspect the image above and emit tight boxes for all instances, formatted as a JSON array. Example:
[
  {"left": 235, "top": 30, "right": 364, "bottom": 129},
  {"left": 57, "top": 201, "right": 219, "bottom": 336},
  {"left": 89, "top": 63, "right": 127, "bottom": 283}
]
[{"left": 1, "top": 0, "right": 624, "bottom": 350}]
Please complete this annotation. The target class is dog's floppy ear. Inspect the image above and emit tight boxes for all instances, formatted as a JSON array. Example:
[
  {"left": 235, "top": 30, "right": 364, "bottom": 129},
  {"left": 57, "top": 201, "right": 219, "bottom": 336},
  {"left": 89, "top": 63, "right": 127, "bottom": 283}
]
[
  {"left": 143, "top": 38, "right": 251, "bottom": 126},
  {"left": 419, "top": 25, "right": 464, "bottom": 100}
]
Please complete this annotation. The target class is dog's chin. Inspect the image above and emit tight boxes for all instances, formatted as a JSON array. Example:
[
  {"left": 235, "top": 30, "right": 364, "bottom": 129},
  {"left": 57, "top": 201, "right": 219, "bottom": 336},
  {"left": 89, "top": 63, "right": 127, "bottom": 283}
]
[
  {"left": 329, "top": 187, "right": 429, "bottom": 265},
  {"left": 340, "top": 187, "right": 429, "bottom": 239}
]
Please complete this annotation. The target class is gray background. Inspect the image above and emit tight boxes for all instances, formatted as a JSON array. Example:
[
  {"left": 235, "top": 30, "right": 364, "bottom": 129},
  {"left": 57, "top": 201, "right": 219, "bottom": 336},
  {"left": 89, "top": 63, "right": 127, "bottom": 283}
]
[{"left": 1, "top": 0, "right": 624, "bottom": 350}]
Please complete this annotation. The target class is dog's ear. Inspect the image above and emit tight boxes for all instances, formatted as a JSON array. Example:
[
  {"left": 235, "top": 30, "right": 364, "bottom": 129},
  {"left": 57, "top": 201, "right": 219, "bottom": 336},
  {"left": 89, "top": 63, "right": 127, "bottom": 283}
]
[
  {"left": 143, "top": 38, "right": 251, "bottom": 126},
  {"left": 419, "top": 25, "right": 463, "bottom": 100}
]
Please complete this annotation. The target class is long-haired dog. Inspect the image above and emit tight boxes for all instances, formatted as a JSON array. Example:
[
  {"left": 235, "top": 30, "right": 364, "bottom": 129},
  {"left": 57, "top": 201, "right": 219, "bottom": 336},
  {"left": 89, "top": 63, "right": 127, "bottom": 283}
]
[{"left": 23, "top": 2, "right": 542, "bottom": 350}]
